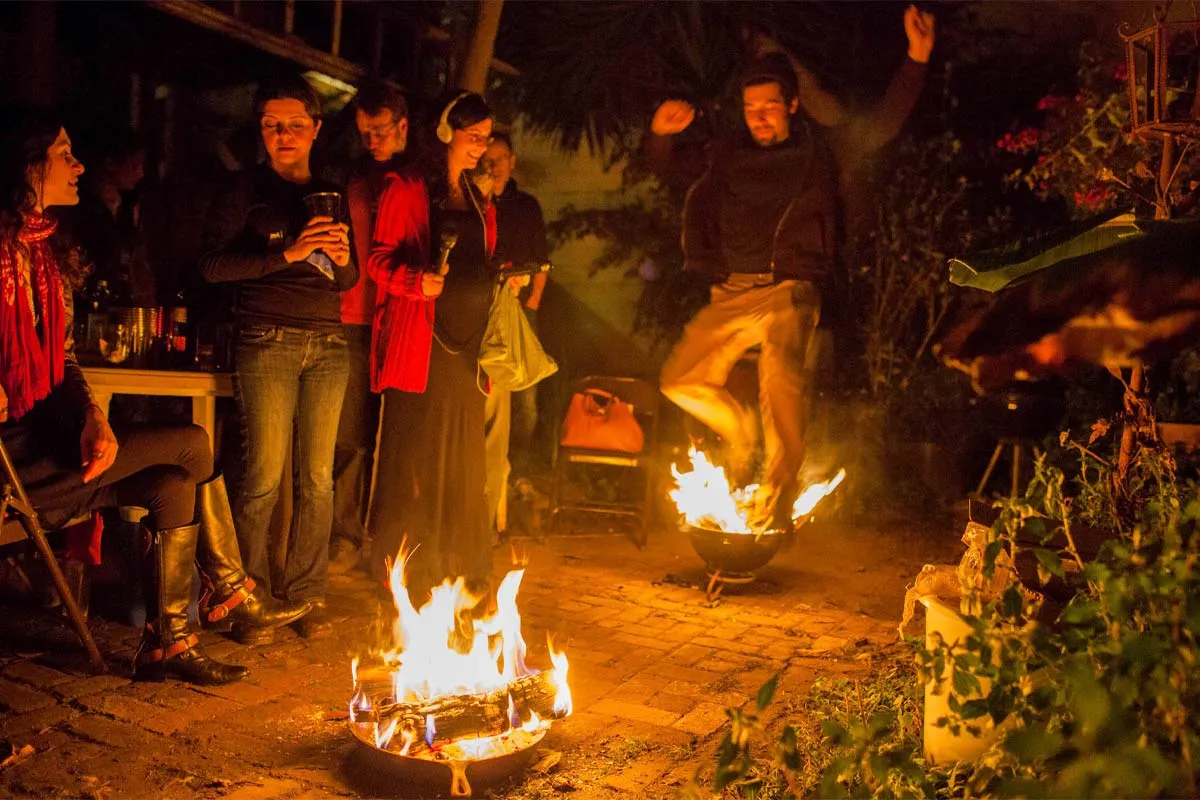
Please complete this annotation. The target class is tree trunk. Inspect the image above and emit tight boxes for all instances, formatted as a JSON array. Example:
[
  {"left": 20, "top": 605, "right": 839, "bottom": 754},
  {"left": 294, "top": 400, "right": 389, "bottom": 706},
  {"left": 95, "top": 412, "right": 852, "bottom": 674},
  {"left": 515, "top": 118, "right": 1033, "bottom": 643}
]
[{"left": 454, "top": 0, "right": 504, "bottom": 94}]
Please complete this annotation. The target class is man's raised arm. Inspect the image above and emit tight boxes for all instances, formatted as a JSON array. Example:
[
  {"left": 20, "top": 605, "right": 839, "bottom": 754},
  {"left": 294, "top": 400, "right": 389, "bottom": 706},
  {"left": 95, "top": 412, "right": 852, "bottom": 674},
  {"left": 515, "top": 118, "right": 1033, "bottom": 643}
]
[
  {"left": 643, "top": 99, "right": 709, "bottom": 190},
  {"left": 833, "top": 5, "right": 935, "bottom": 166}
]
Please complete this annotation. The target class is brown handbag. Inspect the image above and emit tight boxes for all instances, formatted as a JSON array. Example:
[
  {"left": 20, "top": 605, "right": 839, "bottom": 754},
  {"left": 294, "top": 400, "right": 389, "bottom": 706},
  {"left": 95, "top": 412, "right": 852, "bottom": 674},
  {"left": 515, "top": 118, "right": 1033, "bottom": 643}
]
[{"left": 560, "top": 389, "right": 645, "bottom": 454}]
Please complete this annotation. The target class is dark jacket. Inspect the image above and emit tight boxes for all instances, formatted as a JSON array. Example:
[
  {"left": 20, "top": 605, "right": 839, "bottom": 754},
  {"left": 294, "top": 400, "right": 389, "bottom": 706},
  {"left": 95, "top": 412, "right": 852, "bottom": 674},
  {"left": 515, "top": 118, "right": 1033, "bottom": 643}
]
[
  {"left": 646, "top": 58, "right": 927, "bottom": 290},
  {"left": 493, "top": 180, "right": 549, "bottom": 268},
  {"left": 198, "top": 165, "right": 358, "bottom": 333}
]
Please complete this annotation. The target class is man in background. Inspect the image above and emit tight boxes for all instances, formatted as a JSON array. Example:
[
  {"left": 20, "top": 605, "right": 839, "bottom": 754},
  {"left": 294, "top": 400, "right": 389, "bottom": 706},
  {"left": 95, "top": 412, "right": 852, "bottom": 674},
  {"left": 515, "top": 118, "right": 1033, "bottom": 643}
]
[
  {"left": 480, "top": 132, "right": 549, "bottom": 535},
  {"left": 64, "top": 128, "right": 155, "bottom": 306},
  {"left": 328, "top": 81, "right": 409, "bottom": 574}
]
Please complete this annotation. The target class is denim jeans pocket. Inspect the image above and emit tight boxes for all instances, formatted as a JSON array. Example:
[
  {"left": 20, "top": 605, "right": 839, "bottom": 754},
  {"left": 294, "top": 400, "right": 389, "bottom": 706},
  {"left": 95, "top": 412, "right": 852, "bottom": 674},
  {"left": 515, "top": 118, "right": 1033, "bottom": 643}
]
[{"left": 239, "top": 325, "right": 278, "bottom": 345}]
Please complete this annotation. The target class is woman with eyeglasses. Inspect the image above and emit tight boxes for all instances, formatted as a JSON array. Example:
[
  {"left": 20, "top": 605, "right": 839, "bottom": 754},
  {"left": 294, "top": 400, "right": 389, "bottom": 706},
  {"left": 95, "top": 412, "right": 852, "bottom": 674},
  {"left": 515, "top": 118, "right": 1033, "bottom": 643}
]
[
  {"left": 367, "top": 91, "right": 498, "bottom": 602},
  {"left": 199, "top": 76, "right": 357, "bottom": 640},
  {"left": 0, "top": 103, "right": 309, "bottom": 684}
]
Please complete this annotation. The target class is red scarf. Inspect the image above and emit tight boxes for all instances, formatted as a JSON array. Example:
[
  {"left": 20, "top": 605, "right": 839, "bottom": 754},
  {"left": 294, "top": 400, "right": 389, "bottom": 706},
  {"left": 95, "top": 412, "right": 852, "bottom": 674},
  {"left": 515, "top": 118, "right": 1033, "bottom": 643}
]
[{"left": 0, "top": 212, "right": 65, "bottom": 420}]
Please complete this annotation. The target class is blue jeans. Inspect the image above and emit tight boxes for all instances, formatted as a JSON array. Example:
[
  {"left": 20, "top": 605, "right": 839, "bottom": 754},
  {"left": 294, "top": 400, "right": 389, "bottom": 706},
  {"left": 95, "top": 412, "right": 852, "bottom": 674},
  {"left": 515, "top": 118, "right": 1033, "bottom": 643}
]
[{"left": 233, "top": 325, "right": 349, "bottom": 602}]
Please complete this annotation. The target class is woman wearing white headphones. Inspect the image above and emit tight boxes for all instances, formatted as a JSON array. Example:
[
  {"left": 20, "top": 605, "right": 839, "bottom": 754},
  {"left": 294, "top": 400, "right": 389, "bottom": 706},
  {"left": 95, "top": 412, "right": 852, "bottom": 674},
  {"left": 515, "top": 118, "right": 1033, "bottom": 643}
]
[{"left": 367, "top": 91, "right": 497, "bottom": 601}]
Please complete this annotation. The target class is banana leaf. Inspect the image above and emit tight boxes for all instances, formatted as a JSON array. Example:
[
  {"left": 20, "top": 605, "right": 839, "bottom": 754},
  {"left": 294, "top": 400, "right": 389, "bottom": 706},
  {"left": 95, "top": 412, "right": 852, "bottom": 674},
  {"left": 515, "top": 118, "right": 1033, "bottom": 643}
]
[
  {"left": 941, "top": 216, "right": 1200, "bottom": 391},
  {"left": 948, "top": 212, "right": 1145, "bottom": 292}
]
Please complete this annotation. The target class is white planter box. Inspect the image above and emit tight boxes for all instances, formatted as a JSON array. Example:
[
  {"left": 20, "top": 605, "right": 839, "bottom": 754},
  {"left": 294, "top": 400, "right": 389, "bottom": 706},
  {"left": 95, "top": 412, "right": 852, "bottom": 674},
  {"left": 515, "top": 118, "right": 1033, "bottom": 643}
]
[{"left": 921, "top": 595, "right": 1001, "bottom": 765}]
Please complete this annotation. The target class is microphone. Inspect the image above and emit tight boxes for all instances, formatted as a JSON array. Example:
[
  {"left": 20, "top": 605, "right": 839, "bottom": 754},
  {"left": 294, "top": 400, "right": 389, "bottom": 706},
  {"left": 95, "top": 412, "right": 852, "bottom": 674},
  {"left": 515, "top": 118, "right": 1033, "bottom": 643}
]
[{"left": 436, "top": 230, "right": 459, "bottom": 276}]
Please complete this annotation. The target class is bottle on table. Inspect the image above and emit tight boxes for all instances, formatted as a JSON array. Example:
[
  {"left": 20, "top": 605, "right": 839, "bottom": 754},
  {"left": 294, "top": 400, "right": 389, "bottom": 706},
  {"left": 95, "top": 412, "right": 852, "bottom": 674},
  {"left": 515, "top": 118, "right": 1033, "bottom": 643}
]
[
  {"left": 84, "top": 279, "right": 112, "bottom": 355},
  {"left": 167, "top": 290, "right": 191, "bottom": 368}
]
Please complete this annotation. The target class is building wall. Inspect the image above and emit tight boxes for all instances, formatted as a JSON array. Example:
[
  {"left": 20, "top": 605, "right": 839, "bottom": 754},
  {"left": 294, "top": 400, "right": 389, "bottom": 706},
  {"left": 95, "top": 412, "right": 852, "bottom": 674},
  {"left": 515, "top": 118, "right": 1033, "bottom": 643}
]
[{"left": 506, "top": 123, "right": 660, "bottom": 381}]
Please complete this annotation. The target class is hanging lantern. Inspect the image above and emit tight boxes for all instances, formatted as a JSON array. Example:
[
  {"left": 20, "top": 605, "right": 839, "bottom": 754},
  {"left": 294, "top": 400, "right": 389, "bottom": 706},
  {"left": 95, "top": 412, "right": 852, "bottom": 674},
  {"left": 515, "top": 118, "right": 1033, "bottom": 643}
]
[{"left": 1121, "top": 14, "right": 1200, "bottom": 139}]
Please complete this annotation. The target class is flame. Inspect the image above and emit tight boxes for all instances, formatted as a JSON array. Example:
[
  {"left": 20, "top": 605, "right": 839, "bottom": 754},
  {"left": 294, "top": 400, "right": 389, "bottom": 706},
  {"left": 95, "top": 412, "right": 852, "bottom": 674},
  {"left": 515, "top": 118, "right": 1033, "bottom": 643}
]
[
  {"left": 351, "top": 548, "right": 571, "bottom": 760},
  {"left": 793, "top": 469, "right": 845, "bottom": 516},
  {"left": 670, "top": 447, "right": 845, "bottom": 533},
  {"left": 384, "top": 563, "right": 533, "bottom": 701},
  {"left": 425, "top": 714, "right": 437, "bottom": 748},
  {"left": 374, "top": 717, "right": 398, "bottom": 750},
  {"left": 549, "top": 642, "right": 572, "bottom": 716}
]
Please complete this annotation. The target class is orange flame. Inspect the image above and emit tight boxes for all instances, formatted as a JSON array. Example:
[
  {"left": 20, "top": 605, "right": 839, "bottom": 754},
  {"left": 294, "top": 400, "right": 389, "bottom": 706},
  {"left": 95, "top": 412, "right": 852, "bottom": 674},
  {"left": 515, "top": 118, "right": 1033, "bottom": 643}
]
[
  {"left": 670, "top": 447, "right": 845, "bottom": 533},
  {"left": 351, "top": 547, "right": 571, "bottom": 757}
]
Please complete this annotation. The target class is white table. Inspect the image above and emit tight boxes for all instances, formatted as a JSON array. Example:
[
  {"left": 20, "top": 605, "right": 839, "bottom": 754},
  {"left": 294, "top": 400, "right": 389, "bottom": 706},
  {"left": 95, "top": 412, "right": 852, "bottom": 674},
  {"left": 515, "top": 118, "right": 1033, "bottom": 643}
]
[{"left": 80, "top": 367, "right": 234, "bottom": 452}]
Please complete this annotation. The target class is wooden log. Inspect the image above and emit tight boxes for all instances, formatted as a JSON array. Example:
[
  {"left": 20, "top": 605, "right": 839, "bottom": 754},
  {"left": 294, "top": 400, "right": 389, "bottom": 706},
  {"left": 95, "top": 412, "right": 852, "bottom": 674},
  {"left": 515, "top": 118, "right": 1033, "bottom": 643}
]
[{"left": 372, "top": 669, "right": 564, "bottom": 748}]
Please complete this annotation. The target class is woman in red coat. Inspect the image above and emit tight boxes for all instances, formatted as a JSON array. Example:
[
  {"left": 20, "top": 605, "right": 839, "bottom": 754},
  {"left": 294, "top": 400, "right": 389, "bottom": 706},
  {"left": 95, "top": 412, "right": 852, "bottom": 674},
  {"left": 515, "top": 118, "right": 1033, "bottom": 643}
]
[{"left": 367, "top": 92, "right": 497, "bottom": 600}]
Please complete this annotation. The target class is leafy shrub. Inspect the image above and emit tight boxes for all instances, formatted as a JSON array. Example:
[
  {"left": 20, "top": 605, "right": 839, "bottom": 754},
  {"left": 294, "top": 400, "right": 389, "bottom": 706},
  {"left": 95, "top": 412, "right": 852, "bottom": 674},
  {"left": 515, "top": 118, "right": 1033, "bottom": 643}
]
[{"left": 701, "top": 424, "right": 1200, "bottom": 798}]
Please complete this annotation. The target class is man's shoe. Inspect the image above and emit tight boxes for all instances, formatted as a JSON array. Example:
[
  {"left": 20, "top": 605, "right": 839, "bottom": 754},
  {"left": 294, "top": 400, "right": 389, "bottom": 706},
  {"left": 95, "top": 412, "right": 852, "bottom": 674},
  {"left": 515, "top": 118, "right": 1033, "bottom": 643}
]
[
  {"left": 327, "top": 540, "right": 361, "bottom": 575},
  {"left": 229, "top": 624, "right": 277, "bottom": 646},
  {"left": 293, "top": 602, "right": 332, "bottom": 639}
]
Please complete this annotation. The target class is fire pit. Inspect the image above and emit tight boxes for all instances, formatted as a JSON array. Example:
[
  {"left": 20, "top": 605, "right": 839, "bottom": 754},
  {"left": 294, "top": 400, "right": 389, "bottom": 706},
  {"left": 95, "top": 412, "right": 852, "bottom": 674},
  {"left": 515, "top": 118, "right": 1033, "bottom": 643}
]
[
  {"left": 671, "top": 449, "right": 845, "bottom": 588},
  {"left": 348, "top": 562, "right": 571, "bottom": 797},
  {"left": 685, "top": 522, "right": 788, "bottom": 583}
]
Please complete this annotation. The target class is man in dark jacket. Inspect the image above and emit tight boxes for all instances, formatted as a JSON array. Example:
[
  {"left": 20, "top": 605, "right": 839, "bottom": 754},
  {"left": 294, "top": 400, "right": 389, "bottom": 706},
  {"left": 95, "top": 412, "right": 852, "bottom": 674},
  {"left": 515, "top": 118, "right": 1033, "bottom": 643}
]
[
  {"left": 648, "top": 5, "right": 934, "bottom": 530},
  {"left": 478, "top": 132, "right": 550, "bottom": 534},
  {"left": 328, "top": 81, "right": 409, "bottom": 574}
]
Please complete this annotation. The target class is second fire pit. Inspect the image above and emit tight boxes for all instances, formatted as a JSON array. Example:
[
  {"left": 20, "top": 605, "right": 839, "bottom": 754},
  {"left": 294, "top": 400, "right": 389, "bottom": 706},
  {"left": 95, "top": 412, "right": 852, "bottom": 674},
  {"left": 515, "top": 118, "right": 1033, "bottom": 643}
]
[{"left": 671, "top": 449, "right": 846, "bottom": 588}]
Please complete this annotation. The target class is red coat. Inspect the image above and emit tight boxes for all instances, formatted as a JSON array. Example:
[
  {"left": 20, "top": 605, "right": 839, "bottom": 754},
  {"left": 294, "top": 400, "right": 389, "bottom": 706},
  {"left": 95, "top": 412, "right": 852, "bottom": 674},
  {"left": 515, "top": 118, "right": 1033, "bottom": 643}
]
[{"left": 368, "top": 169, "right": 433, "bottom": 393}]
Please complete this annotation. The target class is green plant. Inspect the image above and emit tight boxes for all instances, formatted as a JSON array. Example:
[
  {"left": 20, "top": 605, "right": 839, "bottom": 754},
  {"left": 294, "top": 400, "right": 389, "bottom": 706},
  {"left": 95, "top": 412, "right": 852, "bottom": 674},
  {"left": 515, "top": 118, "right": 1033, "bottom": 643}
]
[
  {"left": 997, "top": 39, "right": 1200, "bottom": 220},
  {"left": 1152, "top": 344, "right": 1200, "bottom": 423},
  {"left": 701, "top": 421, "right": 1200, "bottom": 798},
  {"left": 686, "top": 663, "right": 936, "bottom": 799},
  {"left": 853, "top": 128, "right": 1010, "bottom": 405}
]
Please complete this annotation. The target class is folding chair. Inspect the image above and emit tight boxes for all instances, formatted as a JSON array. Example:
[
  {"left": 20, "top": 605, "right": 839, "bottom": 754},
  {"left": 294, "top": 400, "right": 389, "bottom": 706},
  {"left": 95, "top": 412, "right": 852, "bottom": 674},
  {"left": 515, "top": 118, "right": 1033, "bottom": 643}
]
[
  {"left": 0, "top": 439, "right": 106, "bottom": 673},
  {"left": 550, "top": 376, "right": 660, "bottom": 548}
]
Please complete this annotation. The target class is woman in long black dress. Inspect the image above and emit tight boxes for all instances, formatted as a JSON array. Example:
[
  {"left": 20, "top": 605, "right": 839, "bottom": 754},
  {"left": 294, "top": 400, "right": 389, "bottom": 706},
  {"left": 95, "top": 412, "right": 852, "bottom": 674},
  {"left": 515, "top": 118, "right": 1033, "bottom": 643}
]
[{"left": 367, "top": 93, "right": 497, "bottom": 600}]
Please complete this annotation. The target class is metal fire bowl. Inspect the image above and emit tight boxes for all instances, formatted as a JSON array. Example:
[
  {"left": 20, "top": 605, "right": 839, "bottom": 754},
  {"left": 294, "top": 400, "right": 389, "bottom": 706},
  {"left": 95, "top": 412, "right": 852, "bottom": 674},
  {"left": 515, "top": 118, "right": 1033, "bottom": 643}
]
[
  {"left": 348, "top": 721, "right": 546, "bottom": 798},
  {"left": 685, "top": 522, "right": 787, "bottom": 579}
]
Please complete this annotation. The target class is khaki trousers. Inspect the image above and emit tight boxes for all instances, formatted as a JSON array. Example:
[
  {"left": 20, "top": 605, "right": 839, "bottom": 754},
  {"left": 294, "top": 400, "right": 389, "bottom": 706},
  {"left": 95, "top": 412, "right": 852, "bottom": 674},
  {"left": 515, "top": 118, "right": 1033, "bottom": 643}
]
[
  {"left": 661, "top": 275, "right": 820, "bottom": 495},
  {"left": 484, "top": 386, "right": 511, "bottom": 533}
]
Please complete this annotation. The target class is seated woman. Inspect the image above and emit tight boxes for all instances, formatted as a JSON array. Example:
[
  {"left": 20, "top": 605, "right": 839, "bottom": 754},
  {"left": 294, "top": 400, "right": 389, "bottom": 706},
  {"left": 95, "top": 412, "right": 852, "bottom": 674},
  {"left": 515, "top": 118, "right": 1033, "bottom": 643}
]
[{"left": 0, "top": 104, "right": 310, "bottom": 686}]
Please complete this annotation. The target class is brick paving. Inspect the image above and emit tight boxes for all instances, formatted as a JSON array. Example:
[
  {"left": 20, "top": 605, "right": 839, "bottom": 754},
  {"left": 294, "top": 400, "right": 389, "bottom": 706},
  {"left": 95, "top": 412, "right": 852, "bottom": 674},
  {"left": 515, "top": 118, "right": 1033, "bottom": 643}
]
[{"left": 0, "top": 517, "right": 955, "bottom": 798}]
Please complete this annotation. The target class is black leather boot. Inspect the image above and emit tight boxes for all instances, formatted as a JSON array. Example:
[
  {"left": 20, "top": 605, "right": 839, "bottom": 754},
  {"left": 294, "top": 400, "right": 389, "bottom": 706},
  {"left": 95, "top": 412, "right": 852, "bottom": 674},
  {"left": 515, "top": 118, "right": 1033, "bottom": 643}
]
[
  {"left": 292, "top": 598, "right": 332, "bottom": 640},
  {"left": 194, "top": 475, "right": 311, "bottom": 644},
  {"left": 133, "top": 524, "right": 249, "bottom": 685}
]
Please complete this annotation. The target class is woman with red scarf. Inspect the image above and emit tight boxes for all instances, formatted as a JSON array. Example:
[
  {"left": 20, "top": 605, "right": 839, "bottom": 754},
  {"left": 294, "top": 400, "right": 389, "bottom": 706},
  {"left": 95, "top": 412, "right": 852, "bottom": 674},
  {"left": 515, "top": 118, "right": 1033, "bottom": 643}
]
[
  {"left": 0, "top": 105, "right": 309, "bottom": 685},
  {"left": 367, "top": 92, "right": 498, "bottom": 600}
]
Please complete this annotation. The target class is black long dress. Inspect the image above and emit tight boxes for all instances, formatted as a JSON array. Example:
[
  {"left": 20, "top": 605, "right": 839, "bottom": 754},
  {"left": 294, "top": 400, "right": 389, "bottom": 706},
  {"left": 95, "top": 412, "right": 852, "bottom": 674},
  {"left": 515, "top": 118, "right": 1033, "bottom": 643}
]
[{"left": 371, "top": 174, "right": 496, "bottom": 600}]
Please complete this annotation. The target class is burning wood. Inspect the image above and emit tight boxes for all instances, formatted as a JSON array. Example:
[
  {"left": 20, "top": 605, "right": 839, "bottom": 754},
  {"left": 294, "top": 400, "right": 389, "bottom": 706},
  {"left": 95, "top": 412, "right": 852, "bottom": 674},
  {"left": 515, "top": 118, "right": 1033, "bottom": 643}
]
[
  {"left": 348, "top": 550, "right": 571, "bottom": 769},
  {"left": 362, "top": 668, "right": 565, "bottom": 748}
]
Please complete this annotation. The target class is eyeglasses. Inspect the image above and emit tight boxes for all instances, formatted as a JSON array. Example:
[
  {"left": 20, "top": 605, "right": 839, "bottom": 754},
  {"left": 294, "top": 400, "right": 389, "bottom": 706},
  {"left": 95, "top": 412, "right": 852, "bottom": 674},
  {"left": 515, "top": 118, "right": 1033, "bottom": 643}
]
[
  {"left": 458, "top": 130, "right": 492, "bottom": 147},
  {"left": 361, "top": 123, "right": 398, "bottom": 139},
  {"left": 261, "top": 119, "right": 315, "bottom": 136}
]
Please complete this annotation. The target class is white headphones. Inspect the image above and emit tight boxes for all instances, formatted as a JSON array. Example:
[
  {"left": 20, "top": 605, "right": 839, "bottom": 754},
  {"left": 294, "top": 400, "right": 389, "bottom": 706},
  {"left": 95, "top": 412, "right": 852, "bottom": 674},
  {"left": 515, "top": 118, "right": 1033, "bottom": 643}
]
[{"left": 436, "top": 91, "right": 472, "bottom": 144}]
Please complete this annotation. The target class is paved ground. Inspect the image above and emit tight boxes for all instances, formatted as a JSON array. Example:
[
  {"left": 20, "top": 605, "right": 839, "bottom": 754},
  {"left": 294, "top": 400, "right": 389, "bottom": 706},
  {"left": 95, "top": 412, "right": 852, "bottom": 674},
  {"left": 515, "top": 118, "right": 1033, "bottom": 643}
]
[{"left": 0, "top": 514, "right": 959, "bottom": 799}]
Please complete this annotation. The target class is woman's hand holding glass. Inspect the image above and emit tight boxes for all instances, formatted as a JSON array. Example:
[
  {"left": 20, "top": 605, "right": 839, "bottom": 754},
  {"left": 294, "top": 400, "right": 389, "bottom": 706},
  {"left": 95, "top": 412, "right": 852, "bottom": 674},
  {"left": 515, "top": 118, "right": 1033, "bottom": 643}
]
[{"left": 284, "top": 216, "right": 351, "bottom": 265}]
